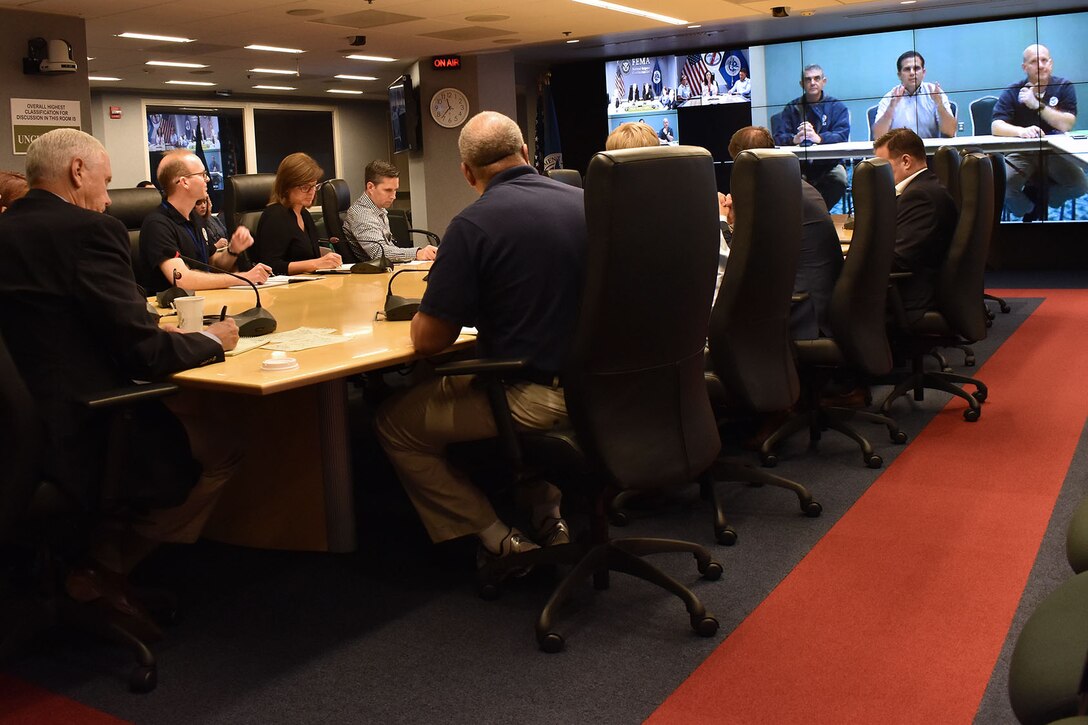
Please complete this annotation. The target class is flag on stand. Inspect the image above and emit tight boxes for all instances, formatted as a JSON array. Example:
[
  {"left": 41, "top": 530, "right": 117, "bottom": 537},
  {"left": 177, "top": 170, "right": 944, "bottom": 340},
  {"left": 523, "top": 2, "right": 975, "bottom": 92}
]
[
  {"left": 534, "top": 74, "right": 563, "bottom": 172},
  {"left": 652, "top": 58, "right": 663, "bottom": 96},
  {"left": 681, "top": 53, "right": 711, "bottom": 94},
  {"left": 614, "top": 63, "right": 625, "bottom": 102}
]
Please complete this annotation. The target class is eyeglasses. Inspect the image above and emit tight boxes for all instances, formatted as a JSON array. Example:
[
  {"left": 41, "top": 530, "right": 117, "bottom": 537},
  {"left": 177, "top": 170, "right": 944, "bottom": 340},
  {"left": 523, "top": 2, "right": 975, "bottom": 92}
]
[
  {"left": 297, "top": 181, "right": 324, "bottom": 193},
  {"left": 178, "top": 170, "right": 210, "bottom": 183}
]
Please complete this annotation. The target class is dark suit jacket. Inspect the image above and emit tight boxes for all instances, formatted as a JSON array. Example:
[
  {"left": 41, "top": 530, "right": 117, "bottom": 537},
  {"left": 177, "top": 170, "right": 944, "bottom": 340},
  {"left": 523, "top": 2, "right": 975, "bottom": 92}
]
[
  {"left": 892, "top": 169, "right": 958, "bottom": 318},
  {"left": 791, "top": 181, "right": 844, "bottom": 339},
  {"left": 0, "top": 190, "right": 224, "bottom": 506}
]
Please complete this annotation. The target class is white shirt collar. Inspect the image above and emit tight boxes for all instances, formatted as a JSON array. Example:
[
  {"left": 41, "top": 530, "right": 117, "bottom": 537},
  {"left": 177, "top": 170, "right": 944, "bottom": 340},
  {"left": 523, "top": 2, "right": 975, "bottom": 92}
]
[{"left": 895, "top": 167, "right": 926, "bottom": 196}]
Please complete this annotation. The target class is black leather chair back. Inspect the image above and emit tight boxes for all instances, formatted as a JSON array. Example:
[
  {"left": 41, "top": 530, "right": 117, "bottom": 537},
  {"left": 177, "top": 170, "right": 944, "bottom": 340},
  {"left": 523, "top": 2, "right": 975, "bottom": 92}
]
[
  {"left": 936, "top": 153, "right": 994, "bottom": 343},
  {"left": 709, "top": 148, "right": 802, "bottom": 412},
  {"left": 320, "top": 179, "right": 351, "bottom": 240},
  {"left": 106, "top": 187, "right": 163, "bottom": 260},
  {"left": 827, "top": 158, "right": 897, "bottom": 376},
  {"left": 568, "top": 145, "right": 721, "bottom": 491},
  {"left": 387, "top": 209, "right": 414, "bottom": 248},
  {"left": 223, "top": 173, "right": 275, "bottom": 234},
  {"left": 933, "top": 146, "right": 962, "bottom": 209},
  {"left": 0, "top": 329, "right": 41, "bottom": 538},
  {"left": 988, "top": 151, "right": 1006, "bottom": 224},
  {"left": 545, "top": 169, "right": 583, "bottom": 188}
]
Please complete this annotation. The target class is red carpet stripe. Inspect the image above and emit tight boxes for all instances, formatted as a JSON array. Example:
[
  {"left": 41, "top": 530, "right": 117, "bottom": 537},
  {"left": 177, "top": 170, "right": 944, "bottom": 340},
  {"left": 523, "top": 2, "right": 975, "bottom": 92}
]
[
  {"left": 651, "top": 291, "right": 1088, "bottom": 724},
  {"left": 0, "top": 674, "right": 131, "bottom": 725}
]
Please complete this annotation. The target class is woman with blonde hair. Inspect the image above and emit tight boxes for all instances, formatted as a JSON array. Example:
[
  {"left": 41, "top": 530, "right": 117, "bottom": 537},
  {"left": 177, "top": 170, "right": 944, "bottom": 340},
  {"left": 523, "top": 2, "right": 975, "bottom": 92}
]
[{"left": 252, "top": 152, "right": 341, "bottom": 275}]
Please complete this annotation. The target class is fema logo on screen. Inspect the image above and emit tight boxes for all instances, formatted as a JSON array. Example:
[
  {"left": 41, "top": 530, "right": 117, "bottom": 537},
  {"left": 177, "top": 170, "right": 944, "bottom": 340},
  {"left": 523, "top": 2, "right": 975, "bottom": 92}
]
[
  {"left": 620, "top": 60, "right": 631, "bottom": 74},
  {"left": 652, "top": 69, "right": 661, "bottom": 85},
  {"left": 724, "top": 55, "right": 742, "bottom": 77}
]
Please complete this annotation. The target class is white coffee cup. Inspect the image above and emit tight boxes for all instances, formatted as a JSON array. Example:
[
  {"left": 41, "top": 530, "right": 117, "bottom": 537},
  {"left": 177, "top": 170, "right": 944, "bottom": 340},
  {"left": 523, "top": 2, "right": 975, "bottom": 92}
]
[{"left": 173, "top": 295, "right": 206, "bottom": 332}]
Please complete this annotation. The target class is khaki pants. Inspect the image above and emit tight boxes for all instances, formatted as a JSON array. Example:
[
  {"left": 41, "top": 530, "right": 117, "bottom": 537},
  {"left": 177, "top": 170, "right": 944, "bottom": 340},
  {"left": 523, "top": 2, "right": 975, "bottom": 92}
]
[
  {"left": 375, "top": 376, "right": 567, "bottom": 543},
  {"left": 1004, "top": 150, "right": 1088, "bottom": 216}
]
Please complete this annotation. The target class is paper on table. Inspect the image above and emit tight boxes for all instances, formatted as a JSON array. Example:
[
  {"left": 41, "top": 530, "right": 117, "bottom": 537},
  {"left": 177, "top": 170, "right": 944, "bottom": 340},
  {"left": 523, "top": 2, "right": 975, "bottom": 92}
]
[
  {"left": 228, "top": 276, "right": 292, "bottom": 290},
  {"left": 224, "top": 335, "right": 272, "bottom": 357},
  {"left": 261, "top": 326, "right": 352, "bottom": 352}
]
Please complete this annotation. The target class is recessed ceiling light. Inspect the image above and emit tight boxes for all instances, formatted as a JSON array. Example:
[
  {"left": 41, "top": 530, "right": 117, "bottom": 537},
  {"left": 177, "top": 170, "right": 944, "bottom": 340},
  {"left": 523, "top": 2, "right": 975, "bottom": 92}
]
[
  {"left": 165, "top": 80, "right": 216, "bottom": 86},
  {"left": 571, "top": 0, "right": 686, "bottom": 26},
  {"left": 328, "top": 89, "right": 364, "bottom": 94},
  {"left": 245, "top": 44, "right": 304, "bottom": 54},
  {"left": 800, "top": 10, "right": 815, "bottom": 15},
  {"left": 87, "top": 56, "right": 96, "bottom": 60},
  {"left": 345, "top": 54, "right": 396, "bottom": 62},
  {"left": 335, "top": 74, "right": 377, "bottom": 81},
  {"left": 146, "top": 60, "right": 207, "bottom": 68},
  {"left": 89, "top": 76, "right": 122, "bottom": 81},
  {"left": 118, "top": 32, "right": 194, "bottom": 43},
  {"left": 249, "top": 67, "right": 297, "bottom": 75},
  {"left": 254, "top": 85, "right": 296, "bottom": 90},
  {"left": 566, "top": 39, "right": 580, "bottom": 44},
  {"left": 687, "top": 24, "right": 702, "bottom": 29}
]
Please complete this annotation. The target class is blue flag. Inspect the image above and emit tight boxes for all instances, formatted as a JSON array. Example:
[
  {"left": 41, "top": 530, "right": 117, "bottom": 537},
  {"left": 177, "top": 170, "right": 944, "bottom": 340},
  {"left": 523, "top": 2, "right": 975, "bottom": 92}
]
[
  {"left": 534, "top": 75, "right": 562, "bottom": 172},
  {"left": 652, "top": 59, "right": 663, "bottom": 96}
]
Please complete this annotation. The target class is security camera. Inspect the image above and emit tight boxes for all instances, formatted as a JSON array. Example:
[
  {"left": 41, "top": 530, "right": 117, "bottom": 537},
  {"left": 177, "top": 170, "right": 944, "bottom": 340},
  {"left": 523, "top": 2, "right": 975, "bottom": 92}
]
[
  {"left": 771, "top": 6, "right": 790, "bottom": 17},
  {"left": 350, "top": 35, "right": 367, "bottom": 46}
]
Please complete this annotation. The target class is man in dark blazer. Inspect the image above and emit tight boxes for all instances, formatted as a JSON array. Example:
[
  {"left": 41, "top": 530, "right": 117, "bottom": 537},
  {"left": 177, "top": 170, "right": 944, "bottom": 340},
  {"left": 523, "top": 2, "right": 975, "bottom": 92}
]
[
  {"left": 726, "top": 126, "right": 843, "bottom": 339},
  {"left": 873, "top": 128, "right": 958, "bottom": 319},
  {"left": 0, "top": 128, "right": 241, "bottom": 628}
]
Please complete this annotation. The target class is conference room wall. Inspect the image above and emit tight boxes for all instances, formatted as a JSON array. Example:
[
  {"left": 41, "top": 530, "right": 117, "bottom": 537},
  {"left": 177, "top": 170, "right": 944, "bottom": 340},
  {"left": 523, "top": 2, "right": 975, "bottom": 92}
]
[{"left": 0, "top": 8, "right": 92, "bottom": 173}]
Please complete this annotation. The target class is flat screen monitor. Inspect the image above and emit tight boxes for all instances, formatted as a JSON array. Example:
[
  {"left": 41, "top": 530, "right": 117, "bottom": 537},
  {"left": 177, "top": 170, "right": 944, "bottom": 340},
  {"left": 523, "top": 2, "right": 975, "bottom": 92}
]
[{"left": 389, "top": 74, "right": 421, "bottom": 154}]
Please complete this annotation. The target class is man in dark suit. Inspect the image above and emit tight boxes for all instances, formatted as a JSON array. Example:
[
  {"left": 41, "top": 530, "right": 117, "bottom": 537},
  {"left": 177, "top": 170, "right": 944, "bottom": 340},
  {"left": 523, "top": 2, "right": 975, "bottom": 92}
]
[
  {"left": 872, "top": 128, "right": 958, "bottom": 319},
  {"left": 726, "top": 126, "right": 843, "bottom": 338},
  {"left": 0, "top": 128, "right": 241, "bottom": 630}
]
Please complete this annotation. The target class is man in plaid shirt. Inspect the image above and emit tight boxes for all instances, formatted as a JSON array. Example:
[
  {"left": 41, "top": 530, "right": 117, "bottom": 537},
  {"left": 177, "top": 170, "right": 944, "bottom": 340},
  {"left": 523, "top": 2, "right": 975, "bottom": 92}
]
[{"left": 343, "top": 160, "right": 437, "bottom": 262}]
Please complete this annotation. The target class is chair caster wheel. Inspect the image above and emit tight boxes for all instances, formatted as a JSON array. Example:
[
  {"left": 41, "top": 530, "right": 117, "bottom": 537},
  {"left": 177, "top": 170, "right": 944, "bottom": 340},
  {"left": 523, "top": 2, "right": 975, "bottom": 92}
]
[
  {"left": 478, "top": 582, "right": 500, "bottom": 601},
  {"left": 972, "top": 389, "right": 987, "bottom": 403},
  {"left": 965, "top": 357, "right": 976, "bottom": 367},
  {"left": 866, "top": 455, "right": 883, "bottom": 469},
  {"left": 608, "top": 510, "right": 629, "bottom": 527},
  {"left": 699, "top": 560, "right": 723, "bottom": 580},
  {"left": 803, "top": 500, "right": 823, "bottom": 517},
  {"left": 963, "top": 408, "right": 980, "bottom": 422},
  {"left": 715, "top": 527, "right": 737, "bottom": 546},
  {"left": 891, "top": 430, "right": 908, "bottom": 444},
  {"left": 538, "top": 632, "right": 564, "bottom": 653},
  {"left": 129, "top": 665, "right": 157, "bottom": 693},
  {"left": 1000, "top": 302, "right": 1011, "bottom": 313},
  {"left": 692, "top": 615, "right": 719, "bottom": 638},
  {"left": 760, "top": 454, "right": 778, "bottom": 468}
]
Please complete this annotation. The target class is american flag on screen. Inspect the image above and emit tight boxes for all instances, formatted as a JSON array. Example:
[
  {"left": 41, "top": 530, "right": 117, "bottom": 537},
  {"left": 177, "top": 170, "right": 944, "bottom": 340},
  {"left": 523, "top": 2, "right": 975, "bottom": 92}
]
[
  {"left": 681, "top": 54, "right": 711, "bottom": 94},
  {"left": 614, "top": 63, "right": 625, "bottom": 100}
]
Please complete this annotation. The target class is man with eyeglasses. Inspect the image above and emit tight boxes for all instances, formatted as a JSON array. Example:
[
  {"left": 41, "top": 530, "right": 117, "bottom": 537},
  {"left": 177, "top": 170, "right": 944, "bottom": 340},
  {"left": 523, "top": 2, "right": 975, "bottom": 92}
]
[
  {"left": 992, "top": 44, "right": 1086, "bottom": 221},
  {"left": 772, "top": 64, "right": 852, "bottom": 209},
  {"left": 343, "top": 160, "right": 437, "bottom": 263},
  {"left": 872, "top": 51, "right": 957, "bottom": 139},
  {"left": 138, "top": 150, "right": 271, "bottom": 295}
]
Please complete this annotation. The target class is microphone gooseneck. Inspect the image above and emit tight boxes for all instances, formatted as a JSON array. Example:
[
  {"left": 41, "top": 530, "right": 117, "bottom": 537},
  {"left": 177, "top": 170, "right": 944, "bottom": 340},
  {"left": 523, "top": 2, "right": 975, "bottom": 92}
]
[
  {"left": 351, "top": 238, "right": 394, "bottom": 274},
  {"left": 155, "top": 268, "right": 191, "bottom": 308},
  {"left": 177, "top": 253, "right": 277, "bottom": 337},
  {"left": 384, "top": 267, "right": 429, "bottom": 321}
]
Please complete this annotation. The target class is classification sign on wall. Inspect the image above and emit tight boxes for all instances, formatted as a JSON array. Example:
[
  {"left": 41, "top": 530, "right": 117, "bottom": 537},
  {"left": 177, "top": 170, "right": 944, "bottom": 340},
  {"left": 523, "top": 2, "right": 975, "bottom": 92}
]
[{"left": 11, "top": 98, "right": 81, "bottom": 154}]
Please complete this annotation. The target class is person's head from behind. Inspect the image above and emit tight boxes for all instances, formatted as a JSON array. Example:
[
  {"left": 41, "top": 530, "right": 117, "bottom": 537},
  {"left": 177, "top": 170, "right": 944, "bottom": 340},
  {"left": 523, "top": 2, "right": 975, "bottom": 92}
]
[
  {"left": 364, "top": 160, "right": 400, "bottom": 209},
  {"left": 157, "top": 150, "right": 207, "bottom": 203},
  {"left": 605, "top": 121, "right": 659, "bottom": 150},
  {"left": 0, "top": 171, "right": 29, "bottom": 213},
  {"left": 727, "top": 125, "right": 775, "bottom": 160},
  {"left": 872, "top": 127, "right": 926, "bottom": 184},
  {"left": 136, "top": 180, "right": 155, "bottom": 188},
  {"left": 458, "top": 111, "right": 528, "bottom": 194},
  {"left": 25, "top": 128, "right": 112, "bottom": 213},
  {"left": 270, "top": 152, "right": 323, "bottom": 209},
  {"left": 1022, "top": 44, "right": 1053, "bottom": 87},
  {"left": 896, "top": 51, "right": 926, "bottom": 93}
]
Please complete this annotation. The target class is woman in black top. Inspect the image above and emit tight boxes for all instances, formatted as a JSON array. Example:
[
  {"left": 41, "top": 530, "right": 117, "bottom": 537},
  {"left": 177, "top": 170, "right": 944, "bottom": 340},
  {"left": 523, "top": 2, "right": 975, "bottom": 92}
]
[{"left": 253, "top": 152, "right": 342, "bottom": 275}]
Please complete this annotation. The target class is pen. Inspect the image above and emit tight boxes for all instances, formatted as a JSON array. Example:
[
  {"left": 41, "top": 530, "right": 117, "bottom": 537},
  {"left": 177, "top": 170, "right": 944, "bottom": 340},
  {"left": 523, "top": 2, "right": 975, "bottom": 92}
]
[{"left": 219, "top": 305, "right": 227, "bottom": 322}]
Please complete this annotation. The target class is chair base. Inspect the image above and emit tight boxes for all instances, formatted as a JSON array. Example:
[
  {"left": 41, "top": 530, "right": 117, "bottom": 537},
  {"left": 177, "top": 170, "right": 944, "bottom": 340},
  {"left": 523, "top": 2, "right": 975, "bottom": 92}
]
[
  {"left": 879, "top": 368, "right": 987, "bottom": 422},
  {"left": 760, "top": 404, "right": 905, "bottom": 469},
  {"left": 701, "top": 463, "right": 822, "bottom": 546}
]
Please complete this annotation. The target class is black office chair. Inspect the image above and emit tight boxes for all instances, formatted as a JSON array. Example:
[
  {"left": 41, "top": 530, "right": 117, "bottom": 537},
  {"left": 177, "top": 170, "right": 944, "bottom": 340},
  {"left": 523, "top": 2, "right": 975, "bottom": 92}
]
[
  {"left": 545, "top": 168, "right": 583, "bottom": 188},
  {"left": 760, "top": 158, "right": 905, "bottom": 469},
  {"left": 982, "top": 152, "right": 1012, "bottom": 315},
  {"left": 880, "top": 152, "right": 994, "bottom": 421},
  {"left": 1008, "top": 570, "right": 1088, "bottom": 725},
  {"left": 387, "top": 208, "right": 440, "bottom": 249},
  {"left": 704, "top": 148, "right": 821, "bottom": 543},
  {"left": 437, "top": 146, "right": 724, "bottom": 651},
  {"left": 0, "top": 329, "right": 178, "bottom": 692},
  {"left": 1068, "top": 495, "right": 1088, "bottom": 575},
  {"left": 223, "top": 173, "right": 275, "bottom": 234},
  {"left": 318, "top": 179, "right": 362, "bottom": 262},
  {"left": 106, "top": 187, "right": 164, "bottom": 261}
]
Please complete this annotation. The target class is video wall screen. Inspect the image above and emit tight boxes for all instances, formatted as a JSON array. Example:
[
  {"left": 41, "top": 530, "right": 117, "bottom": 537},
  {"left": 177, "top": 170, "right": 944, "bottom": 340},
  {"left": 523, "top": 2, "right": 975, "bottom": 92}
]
[{"left": 601, "top": 11, "right": 1088, "bottom": 221}]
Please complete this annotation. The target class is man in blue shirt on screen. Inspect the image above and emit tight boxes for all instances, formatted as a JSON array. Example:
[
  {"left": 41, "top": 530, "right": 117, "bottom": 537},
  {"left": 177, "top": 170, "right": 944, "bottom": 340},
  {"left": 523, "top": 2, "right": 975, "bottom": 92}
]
[
  {"left": 872, "top": 51, "right": 957, "bottom": 139},
  {"left": 375, "top": 111, "right": 586, "bottom": 571},
  {"left": 992, "top": 44, "right": 1087, "bottom": 220},
  {"left": 773, "top": 64, "right": 852, "bottom": 210}
]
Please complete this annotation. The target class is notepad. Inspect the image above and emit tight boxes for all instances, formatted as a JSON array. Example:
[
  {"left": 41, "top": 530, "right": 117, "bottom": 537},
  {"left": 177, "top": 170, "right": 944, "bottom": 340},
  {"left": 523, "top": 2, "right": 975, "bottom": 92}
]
[{"left": 228, "top": 276, "right": 293, "bottom": 290}]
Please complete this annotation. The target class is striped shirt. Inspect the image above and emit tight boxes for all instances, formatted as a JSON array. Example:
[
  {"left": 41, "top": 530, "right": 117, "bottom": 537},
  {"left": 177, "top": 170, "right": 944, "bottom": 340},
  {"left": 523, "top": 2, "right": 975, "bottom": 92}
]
[{"left": 343, "top": 191, "right": 417, "bottom": 262}]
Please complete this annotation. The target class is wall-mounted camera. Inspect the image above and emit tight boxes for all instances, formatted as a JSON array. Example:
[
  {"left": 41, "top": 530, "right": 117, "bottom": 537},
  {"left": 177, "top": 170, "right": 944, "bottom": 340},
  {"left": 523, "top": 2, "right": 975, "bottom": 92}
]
[
  {"left": 23, "top": 37, "right": 77, "bottom": 74},
  {"left": 771, "top": 6, "right": 790, "bottom": 18},
  {"left": 349, "top": 35, "right": 367, "bottom": 46}
]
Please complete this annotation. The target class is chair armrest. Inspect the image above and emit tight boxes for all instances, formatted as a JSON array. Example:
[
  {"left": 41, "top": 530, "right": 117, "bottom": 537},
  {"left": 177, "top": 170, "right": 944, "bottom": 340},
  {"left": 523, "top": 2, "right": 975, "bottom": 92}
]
[
  {"left": 408, "top": 229, "right": 441, "bottom": 246},
  {"left": 889, "top": 272, "right": 913, "bottom": 281},
  {"left": 79, "top": 382, "right": 179, "bottom": 410},
  {"left": 434, "top": 358, "right": 527, "bottom": 378}
]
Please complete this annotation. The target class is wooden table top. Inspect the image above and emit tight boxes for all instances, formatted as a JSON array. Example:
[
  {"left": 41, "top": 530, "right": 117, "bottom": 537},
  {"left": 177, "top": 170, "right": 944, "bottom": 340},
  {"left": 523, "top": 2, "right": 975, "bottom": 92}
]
[{"left": 160, "top": 263, "right": 473, "bottom": 395}]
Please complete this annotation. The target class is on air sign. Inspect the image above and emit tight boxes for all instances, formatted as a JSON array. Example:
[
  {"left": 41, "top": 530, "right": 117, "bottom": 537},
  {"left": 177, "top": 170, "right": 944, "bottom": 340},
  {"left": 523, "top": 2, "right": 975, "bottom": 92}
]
[{"left": 432, "top": 55, "right": 461, "bottom": 70}]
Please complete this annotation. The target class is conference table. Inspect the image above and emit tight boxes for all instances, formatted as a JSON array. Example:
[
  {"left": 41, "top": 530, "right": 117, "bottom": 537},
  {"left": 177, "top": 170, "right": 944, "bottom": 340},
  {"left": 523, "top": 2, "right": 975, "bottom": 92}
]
[
  {"left": 159, "top": 265, "right": 474, "bottom": 553},
  {"left": 780, "top": 133, "right": 1088, "bottom": 162}
]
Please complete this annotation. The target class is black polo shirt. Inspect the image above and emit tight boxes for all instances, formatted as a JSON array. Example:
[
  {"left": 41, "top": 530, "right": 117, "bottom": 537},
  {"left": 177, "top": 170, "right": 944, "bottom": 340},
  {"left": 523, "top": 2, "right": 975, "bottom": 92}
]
[
  {"left": 419, "top": 165, "right": 587, "bottom": 373},
  {"left": 138, "top": 201, "right": 214, "bottom": 294}
]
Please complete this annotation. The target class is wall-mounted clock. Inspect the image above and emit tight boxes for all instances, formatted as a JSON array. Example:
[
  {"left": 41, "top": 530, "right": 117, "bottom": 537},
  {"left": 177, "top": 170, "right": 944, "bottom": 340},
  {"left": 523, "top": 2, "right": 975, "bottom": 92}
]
[{"left": 430, "top": 87, "right": 470, "bottom": 128}]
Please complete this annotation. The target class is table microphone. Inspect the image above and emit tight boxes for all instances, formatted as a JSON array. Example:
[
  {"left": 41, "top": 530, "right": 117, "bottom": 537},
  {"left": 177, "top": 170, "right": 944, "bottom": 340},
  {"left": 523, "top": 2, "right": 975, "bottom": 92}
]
[
  {"left": 351, "top": 241, "right": 394, "bottom": 274},
  {"left": 384, "top": 268, "right": 429, "bottom": 321},
  {"left": 155, "top": 268, "right": 190, "bottom": 308},
  {"left": 177, "top": 253, "right": 277, "bottom": 337}
]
